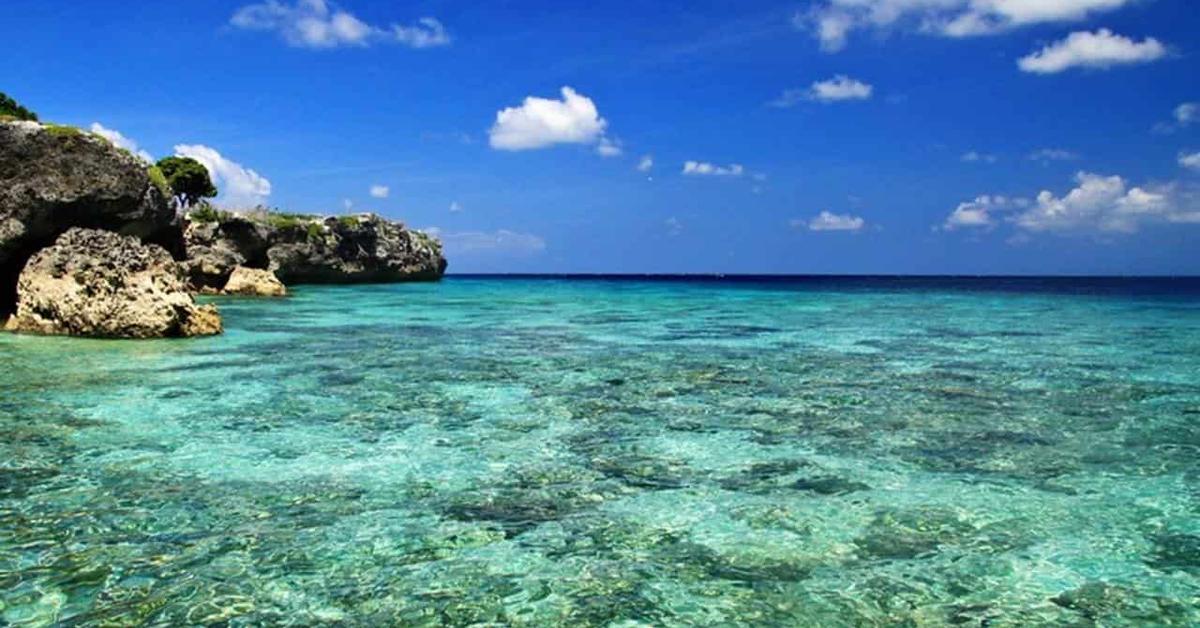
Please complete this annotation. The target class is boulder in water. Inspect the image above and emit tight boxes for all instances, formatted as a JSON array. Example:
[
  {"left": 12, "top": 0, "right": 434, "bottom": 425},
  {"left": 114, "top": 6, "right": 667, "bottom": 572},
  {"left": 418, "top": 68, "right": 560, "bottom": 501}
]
[{"left": 4, "top": 228, "right": 221, "bottom": 338}]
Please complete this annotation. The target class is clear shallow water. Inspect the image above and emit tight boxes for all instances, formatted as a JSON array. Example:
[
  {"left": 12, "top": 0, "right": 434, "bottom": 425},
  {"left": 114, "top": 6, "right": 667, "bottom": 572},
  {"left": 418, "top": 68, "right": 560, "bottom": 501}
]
[{"left": 2, "top": 276, "right": 1199, "bottom": 626}]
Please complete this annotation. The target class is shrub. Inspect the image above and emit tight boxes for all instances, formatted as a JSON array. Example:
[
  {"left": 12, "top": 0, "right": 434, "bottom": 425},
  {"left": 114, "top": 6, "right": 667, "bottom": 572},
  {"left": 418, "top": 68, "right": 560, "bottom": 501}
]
[
  {"left": 337, "top": 215, "right": 361, "bottom": 228},
  {"left": 264, "top": 212, "right": 307, "bottom": 229},
  {"left": 189, "top": 203, "right": 231, "bottom": 224},
  {"left": 146, "top": 165, "right": 170, "bottom": 197},
  {"left": 44, "top": 124, "right": 82, "bottom": 137},
  {"left": 0, "top": 92, "right": 37, "bottom": 121},
  {"left": 306, "top": 223, "right": 325, "bottom": 240}
]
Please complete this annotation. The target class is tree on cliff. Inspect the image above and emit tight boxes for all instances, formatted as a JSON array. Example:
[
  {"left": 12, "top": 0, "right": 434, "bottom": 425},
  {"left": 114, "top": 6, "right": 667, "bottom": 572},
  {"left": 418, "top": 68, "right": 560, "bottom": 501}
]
[
  {"left": 156, "top": 156, "right": 217, "bottom": 208},
  {"left": 0, "top": 92, "right": 38, "bottom": 121}
]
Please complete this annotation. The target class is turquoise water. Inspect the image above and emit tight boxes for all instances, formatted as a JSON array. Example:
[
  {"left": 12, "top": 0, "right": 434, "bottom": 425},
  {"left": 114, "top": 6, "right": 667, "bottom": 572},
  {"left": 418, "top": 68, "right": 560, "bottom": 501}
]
[{"left": 2, "top": 277, "right": 1199, "bottom": 626}]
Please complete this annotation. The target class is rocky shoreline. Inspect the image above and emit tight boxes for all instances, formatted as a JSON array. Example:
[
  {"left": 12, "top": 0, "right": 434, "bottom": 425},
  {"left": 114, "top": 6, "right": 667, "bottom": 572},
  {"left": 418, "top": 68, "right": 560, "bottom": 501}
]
[{"left": 0, "top": 119, "right": 446, "bottom": 338}]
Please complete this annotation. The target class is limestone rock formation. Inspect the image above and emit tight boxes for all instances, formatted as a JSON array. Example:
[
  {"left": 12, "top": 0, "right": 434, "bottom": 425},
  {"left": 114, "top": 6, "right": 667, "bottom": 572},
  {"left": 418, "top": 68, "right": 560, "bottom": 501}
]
[
  {"left": 0, "top": 121, "right": 178, "bottom": 314},
  {"left": 181, "top": 215, "right": 273, "bottom": 291},
  {"left": 4, "top": 228, "right": 221, "bottom": 338},
  {"left": 183, "top": 212, "right": 444, "bottom": 289},
  {"left": 223, "top": 266, "right": 287, "bottom": 297},
  {"left": 268, "top": 214, "right": 445, "bottom": 284}
]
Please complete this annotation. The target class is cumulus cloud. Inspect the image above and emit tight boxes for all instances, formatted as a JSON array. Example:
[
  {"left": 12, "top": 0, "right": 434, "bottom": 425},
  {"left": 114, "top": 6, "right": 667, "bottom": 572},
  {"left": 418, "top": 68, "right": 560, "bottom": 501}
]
[
  {"left": 796, "top": 211, "right": 865, "bottom": 232},
  {"left": 489, "top": 87, "right": 609, "bottom": 151},
  {"left": 1018, "top": 29, "right": 1166, "bottom": 74},
  {"left": 945, "top": 172, "right": 1200, "bottom": 236},
  {"left": 801, "top": 0, "right": 1137, "bottom": 52},
  {"left": 596, "top": 137, "right": 623, "bottom": 157},
  {"left": 423, "top": 227, "right": 546, "bottom": 255},
  {"left": 90, "top": 123, "right": 153, "bottom": 162},
  {"left": 682, "top": 161, "right": 744, "bottom": 177},
  {"left": 369, "top": 184, "right": 389, "bottom": 198},
  {"left": 449, "top": 201, "right": 462, "bottom": 213},
  {"left": 173, "top": 144, "right": 272, "bottom": 208},
  {"left": 943, "top": 195, "right": 1012, "bottom": 230},
  {"left": 637, "top": 155, "right": 654, "bottom": 172},
  {"left": 961, "top": 151, "right": 997, "bottom": 164},
  {"left": 230, "top": 0, "right": 449, "bottom": 49},
  {"left": 772, "top": 75, "right": 873, "bottom": 106},
  {"left": 1181, "top": 152, "right": 1200, "bottom": 172}
]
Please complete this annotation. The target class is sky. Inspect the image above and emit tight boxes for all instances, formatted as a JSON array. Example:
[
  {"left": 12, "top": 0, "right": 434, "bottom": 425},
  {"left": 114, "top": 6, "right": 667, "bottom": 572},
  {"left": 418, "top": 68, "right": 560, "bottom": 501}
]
[{"left": 4, "top": 0, "right": 1199, "bottom": 275}]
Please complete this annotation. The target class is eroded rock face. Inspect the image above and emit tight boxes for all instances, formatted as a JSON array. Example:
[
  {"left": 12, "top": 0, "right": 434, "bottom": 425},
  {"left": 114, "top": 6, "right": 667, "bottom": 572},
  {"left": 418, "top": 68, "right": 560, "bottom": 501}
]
[
  {"left": 223, "top": 266, "right": 287, "bottom": 297},
  {"left": 181, "top": 216, "right": 273, "bottom": 291},
  {"left": 0, "top": 121, "right": 178, "bottom": 314},
  {"left": 183, "top": 213, "right": 445, "bottom": 289},
  {"left": 268, "top": 215, "right": 445, "bottom": 284},
  {"left": 4, "top": 228, "right": 221, "bottom": 338}
]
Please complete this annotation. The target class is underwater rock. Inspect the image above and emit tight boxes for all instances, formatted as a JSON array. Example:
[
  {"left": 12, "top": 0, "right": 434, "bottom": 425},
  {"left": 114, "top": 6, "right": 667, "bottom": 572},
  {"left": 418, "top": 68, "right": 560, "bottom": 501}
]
[
  {"left": 222, "top": 266, "right": 286, "bottom": 297},
  {"left": 4, "top": 228, "right": 221, "bottom": 338},
  {"left": 790, "top": 476, "right": 871, "bottom": 496},
  {"left": 0, "top": 120, "right": 177, "bottom": 314},
  {"left": 1051, "top": 582, "right": 1193, "bottom": 623},
  {"left": 854, "top": 507, "right": 976, "bottom": 560},
  {"left": 1147, "top": 533, "right": 1200, "bottom": 573}
]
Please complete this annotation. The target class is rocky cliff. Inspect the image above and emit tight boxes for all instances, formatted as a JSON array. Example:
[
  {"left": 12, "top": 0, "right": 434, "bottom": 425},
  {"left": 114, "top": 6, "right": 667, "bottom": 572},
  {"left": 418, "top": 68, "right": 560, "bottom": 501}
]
[
  {"left": 184, "top": 212, "right": 445, "bottom": 291},
  {"left": 0, "top": 121, "right": 177, "bottom": 315}
]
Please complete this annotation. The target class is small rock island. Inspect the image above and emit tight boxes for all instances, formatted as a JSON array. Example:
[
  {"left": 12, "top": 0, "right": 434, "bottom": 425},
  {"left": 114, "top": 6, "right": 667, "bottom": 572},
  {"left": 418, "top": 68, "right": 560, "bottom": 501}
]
[{"left": 0, "top": 116, "right": 446, "bottom": 339}]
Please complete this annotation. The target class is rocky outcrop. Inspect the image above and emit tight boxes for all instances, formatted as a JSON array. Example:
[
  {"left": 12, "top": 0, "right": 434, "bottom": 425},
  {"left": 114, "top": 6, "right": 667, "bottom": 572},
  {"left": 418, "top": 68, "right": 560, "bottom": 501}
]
[
  {"left": 4, "top": 228, "right": 221, "bottom": 338},
  {"left": 183, "top": 212, "right": 445, "bottom": 289},
  {"left": 181, "top": 215, "right": 273, "bottom": 291},
  {"left": 268, "top": 214, "right": 445, "bottom": 284},
  {"left": 223, "top": 266, "right": 287, "bottom": 297},
  {"left": 0, "top": 121, "right": 177, "bottom": 314}
]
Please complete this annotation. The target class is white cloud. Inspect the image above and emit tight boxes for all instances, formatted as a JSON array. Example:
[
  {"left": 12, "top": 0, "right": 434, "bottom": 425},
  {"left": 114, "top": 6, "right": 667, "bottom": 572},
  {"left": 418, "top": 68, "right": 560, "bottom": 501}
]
[
  {"left": 90, "top": 123, "right": 153, "bottom": 162},
  {"left": 1017, "top": 29, "right": 1166, "bottom": 74},
  {"left": 1154, "top": 102, "right": 1198, "bottom": 134},
  {"left": 343, "top": 198, "right": 353, "bottom": 210},
  {"left": 637, "top": 155, "right": 654, "bottom": 172},
  {"left": 230, "top": 0, "right": 449, "bottom": 49},
  {"left": 682, "top": 161, "right": 744, "bottom": 177},
  {"left": 390, "top": 17, "right": 451, "bottom": 49},
  {"left": 489, "top": 87, "right": 609, "bottom": 152},
  {"left": 802, "top": 0, "right": 1137, "bottom": 52},
  {"left": 797, "top": 211, "right": 865, "bottom": 232},
  {"left": 665, "top": 217, "right": 683, "bottom": 237},
  {"left": 1029, "top": 148, "right": 1079, "bottom": 163},
  {"left": 810, "top": 75, "right": 874, "bottom": 102},
  {"left": 1015, "top": 172, "right": 1175, "bottom": 232},
  {"left": 945, "top": 173, "right": 1200, "bottom": 235},
  {"left": 961, "top": 151, "right": 997, "bottom": 164},
  {"left": 423, "top": 227, "right": 546, "bottom": 255},
  {"left": 596, "top": 137, "right": 623, "bottom": 157},
  {"left": 773, "top": 75, "right": 873, "bottom": 106},
  {"left": 369, "top": 184, "right": 389, "bottom": 198},
  {"left": 449, "top": 201, "right": 462, "bottom": 213},
  {"left": 173, "top": 144, "right": 272, "bottom": 208},
  {"left": 1181, "top": 152, "right": 1200, "bottom": 171},
  {"left": 943, "top": 195, "right": 1011, "bottom": 230},
  {"left": 1176, "top": 103, "right": 1198, "bottom": 126}
]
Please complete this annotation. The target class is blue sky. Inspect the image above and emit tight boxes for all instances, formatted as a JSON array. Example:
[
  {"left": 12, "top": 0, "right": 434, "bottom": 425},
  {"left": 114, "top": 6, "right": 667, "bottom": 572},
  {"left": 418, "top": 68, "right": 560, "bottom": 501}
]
[{"left": 5, "top": 0, "right": 1199, "bottom": 274}]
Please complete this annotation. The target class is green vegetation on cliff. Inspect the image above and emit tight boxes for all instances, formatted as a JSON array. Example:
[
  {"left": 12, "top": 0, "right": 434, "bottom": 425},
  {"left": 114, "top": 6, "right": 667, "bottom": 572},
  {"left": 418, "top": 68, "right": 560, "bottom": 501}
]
[
  {"left": 0, "top": 92, "right": 37, "bottom": 121},
  {"left": 44, "top": 124, "right": 82, "bottom": 138}
]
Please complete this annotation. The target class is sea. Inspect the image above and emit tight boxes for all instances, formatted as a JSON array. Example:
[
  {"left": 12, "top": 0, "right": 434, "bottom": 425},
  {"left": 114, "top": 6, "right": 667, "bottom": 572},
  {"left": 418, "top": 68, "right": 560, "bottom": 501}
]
[{"left": 2, "top": 276, "right": 1199, "bottom": 625}]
